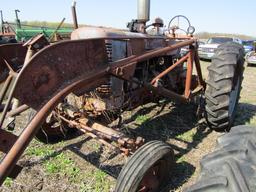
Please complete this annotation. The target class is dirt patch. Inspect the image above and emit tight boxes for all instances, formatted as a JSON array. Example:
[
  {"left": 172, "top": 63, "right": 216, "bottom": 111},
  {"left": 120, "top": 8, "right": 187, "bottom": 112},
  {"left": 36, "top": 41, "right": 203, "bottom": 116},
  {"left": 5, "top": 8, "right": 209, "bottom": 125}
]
[{"left": 0, "top": 61, "right": 255, "bottom": 192}]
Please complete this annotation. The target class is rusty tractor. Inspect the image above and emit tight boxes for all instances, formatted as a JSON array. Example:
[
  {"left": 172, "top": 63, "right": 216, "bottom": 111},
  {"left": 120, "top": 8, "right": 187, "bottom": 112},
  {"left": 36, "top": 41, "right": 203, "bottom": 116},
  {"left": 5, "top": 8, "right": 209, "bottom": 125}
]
[{"left": 0, "top": 0, "right": 244, "bottom": 191}]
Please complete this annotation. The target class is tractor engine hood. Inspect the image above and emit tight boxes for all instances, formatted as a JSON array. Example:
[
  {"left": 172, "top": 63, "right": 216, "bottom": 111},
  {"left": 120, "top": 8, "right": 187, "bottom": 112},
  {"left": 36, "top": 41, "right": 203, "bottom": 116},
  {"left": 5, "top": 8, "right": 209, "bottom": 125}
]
[{"left": 71, "top": 26, "right": 149, "bottom": 40}]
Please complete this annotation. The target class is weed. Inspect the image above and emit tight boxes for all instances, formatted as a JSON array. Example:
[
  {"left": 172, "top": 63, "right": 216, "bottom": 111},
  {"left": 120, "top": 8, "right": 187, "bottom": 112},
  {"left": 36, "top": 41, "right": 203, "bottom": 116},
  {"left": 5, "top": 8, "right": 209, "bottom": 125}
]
[
  {"left": 26, "top": 145, "right": 54, "bottom": 157},
  {"left": 80, "top": 170, "right": 111, "bottom": 192},
  {"left": 3, "top": 177, "right": 13, "bottom": 187},
  {"left": 135, "top": 115, "right": 150, "bottom": 125},
  {"left": 176, "top": 129, "right": 197, "bottom": 143},
  {"left": 44, "top": 153, "right": 80, "bottom": 182}
]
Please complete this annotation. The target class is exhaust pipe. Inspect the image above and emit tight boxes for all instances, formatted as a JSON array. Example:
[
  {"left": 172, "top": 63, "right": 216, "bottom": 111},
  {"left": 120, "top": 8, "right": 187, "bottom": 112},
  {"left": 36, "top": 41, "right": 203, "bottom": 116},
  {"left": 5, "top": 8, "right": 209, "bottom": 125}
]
[
  {"left": 71, "top": 0, "right": 78, "bottom": 29},
  {"left": 0, "top": 10, "right": 4, "bottom": 34},
  {"left": 137, "top": 0, "right": 150, "bottom": 22}
]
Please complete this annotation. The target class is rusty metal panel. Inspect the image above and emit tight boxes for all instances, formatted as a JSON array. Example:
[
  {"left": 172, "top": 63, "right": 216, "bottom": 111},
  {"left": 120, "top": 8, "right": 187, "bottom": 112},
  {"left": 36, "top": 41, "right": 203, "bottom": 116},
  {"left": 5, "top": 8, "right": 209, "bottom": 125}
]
[
  {"left": 71, "top": 27, "right": 149, "bottom": 40},
  {"left": 145, "top": 38, "right": 166, "bottom": 50},
  {"left": 13, "top": 39, "right": 108, "bottom": 109},
  {"left": 0, "top": 43, "right": 27, "bottom": 81},
  {"left": 128, "top": 39, "right": 145, "bottom": 56}
]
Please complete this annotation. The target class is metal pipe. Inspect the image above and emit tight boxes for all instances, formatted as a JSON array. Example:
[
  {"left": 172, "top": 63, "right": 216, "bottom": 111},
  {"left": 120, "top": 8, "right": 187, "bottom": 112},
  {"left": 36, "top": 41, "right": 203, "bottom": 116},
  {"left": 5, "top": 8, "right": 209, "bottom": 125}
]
[
  {"left": 71, "top": 0, "right": 78, "bottom": 29},
  {"left": 0, "top": 10, "right": 3, "bottom": 34},
  {"left": 79, "top": 118, "right": 123, "bottom": 138},
  {"left": 9, "top": 45, "right": 35, "bottom": 114},
  {"left": 111, "top": 39, "right": 196, "bottom": 69},
  {"left": 49, "top": 18, "right": 66, "bottom": 42},
  {"left": 137, "top": 0, "right": 150, "bottom": 22},
  {"left": 6, "top": 105, "right": 29, "bottom": 118},
  {"left": 0, "top": 80, "right": 16, "bottom": 127},
  {"left": 59, "top": 115, "right": 122, "bottom": 143},
  {"left": 151, "top": 53, "right": 189, "bottom": 84},
  {"left": 110, "top": 72, "right": 188, "bottom": 103},
  {"left": 23, "top": 46, "right": 35, "bottom": 66},
  {"left": 0, "top": 71, "right": 107, "bottom": 185},
  {"left": 79, "top": 129, "right": 118, "bottom": 151},
  {"left": 144, "top": 83, "right": 188, "bottom": 103},
  {"left": 0, "top": 75, "right": 13, "bottom": 105},
  {"left": 194, "top": 49, "right": 205, "bottom": 88},
  {"left": 14, "top": 10, "right": 21, "bottom": 29},
  {"left": 184, "top": 50, "right": 194, "bottom": 98},
  {"left": 59, "top": 116, "right": 135, "bottom": 155}
]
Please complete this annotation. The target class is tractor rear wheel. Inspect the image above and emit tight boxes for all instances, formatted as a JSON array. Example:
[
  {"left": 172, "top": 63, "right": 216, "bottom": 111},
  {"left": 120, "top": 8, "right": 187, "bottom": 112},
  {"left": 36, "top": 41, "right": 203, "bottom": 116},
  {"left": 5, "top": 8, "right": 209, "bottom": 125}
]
[
  {"left": 115, "top": 140, "right": 174, "bottom": 192},
  {"left": 185, "top": 125, "right": 256, "bottom": 192},
  {"left": 205, "top": 42, "right": 244, "bottom": 131}
]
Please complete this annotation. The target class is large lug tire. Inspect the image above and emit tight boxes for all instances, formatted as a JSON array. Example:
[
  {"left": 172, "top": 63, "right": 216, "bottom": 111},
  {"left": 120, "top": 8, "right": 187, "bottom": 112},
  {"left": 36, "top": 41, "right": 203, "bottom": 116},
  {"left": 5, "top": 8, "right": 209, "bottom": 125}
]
[
  {"left": 185, "top": 125, "right": 256, "bottom": 192},
  {"left": 205, "top": 42, "right": 244, "bottom": 131},
  {"left": 115, "top": 140, "right": 174, "bottom": 192}
]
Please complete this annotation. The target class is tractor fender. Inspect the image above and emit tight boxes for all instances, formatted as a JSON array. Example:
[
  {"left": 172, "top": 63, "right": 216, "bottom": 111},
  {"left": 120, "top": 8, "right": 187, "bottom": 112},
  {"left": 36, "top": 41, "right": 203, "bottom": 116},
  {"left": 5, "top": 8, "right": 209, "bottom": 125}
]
[{"left": 13, "top": 39, "right": 109, "bottom": 110}]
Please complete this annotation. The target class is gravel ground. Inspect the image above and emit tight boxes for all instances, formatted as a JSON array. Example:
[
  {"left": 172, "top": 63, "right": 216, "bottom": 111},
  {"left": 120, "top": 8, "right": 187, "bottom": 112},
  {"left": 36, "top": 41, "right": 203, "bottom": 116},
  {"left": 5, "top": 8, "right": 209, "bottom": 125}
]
[{"left": 0, "top": 61, "right": 255, "bottom": 192}]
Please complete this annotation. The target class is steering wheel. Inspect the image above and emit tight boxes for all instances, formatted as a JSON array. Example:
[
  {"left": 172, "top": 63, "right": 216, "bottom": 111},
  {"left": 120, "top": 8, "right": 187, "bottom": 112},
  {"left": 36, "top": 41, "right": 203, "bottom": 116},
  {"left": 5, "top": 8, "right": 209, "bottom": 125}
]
[{"left": 168, "top": 15, "right": 195, "bottom": 35}]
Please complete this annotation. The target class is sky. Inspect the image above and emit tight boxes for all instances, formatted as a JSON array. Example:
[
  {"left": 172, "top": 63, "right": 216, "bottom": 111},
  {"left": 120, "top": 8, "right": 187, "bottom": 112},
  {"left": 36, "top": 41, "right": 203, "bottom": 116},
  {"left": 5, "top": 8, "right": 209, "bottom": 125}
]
[{"left": 1, "top": 0, "right": 255, "bottom": 37}]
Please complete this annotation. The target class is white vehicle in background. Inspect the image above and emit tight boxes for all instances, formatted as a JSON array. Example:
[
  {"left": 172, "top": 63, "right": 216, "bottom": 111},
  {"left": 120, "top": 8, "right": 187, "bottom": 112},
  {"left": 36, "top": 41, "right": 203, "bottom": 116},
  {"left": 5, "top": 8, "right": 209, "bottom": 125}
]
[
  {"left": 246, "top": 51, "right": 256, "bottom": 66},
  {"left": 198, "top": 37, "right": 242, "bottom": 60}
]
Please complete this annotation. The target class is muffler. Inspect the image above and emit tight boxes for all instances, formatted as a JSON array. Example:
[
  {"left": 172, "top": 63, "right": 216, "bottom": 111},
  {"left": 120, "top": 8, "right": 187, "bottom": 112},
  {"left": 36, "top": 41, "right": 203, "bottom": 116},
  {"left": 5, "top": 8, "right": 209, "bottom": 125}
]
[{"left": 137, "top": 0, "right": 150, "bottom": 22}]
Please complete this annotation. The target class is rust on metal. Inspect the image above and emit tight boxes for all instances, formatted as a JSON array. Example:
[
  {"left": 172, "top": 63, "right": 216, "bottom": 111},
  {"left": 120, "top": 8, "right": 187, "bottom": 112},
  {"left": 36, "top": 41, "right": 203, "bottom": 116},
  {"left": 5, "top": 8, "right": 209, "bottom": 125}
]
[
  {"left": 59, "top": 116, "right": 144, "bottom": 154},
  {"left": 13, "top": 39, "right": 108, "bottom": 109},
  {"left": 184, "top": 49, "right": 194, "bottom": 98},
  {"left": 0, "top": 43, "right": 27, "bottom": 82},
  {"left": 0, "top": 71, "right": 108, "bottom": 185},
  {"left": 0, "top": 31, "right": 203, "bottom": 187},
  {"left": 0, "top": 75, "right": 13, "bottom": 105},
  {"left": 151, "top": 52, "right": 190, "bottom": 85},
  {"left": 0, "top": 0, "right": 210, "bottom": 188},
  {"left": 194, "top": 48, "right": 206, "bottom": 88},
  {"left": 0, "top": 129, "right": 18, "bottom": 153},
  {"left": 6, "top": 104, "right": 29, "bottom": 118}
]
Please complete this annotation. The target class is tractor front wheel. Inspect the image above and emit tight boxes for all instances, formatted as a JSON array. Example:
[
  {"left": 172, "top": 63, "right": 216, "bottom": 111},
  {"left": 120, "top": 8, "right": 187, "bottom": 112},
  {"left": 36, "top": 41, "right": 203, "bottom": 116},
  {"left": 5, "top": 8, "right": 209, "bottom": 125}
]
[
  {"left": 115, "top": 140, "right": 174, "bottom": 192},
  {"left": 205, "top": 42, "right": 244, "bottom": 131}
]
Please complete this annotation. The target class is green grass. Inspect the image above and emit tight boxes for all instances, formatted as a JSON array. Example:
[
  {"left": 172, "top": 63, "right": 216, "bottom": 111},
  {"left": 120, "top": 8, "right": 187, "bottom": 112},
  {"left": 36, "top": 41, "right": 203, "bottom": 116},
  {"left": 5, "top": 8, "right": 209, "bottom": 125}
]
[
  {"left": 3, "top": 177, "right": 13, "bottom": 187},
  {"left": 25, "top": 144, "right": 54, "bottom": 157},
  {"left": 26, "top": 141, "right": 81, "bottom": 182},
  {"left": 176, "top": 156, "right": 186, "bottom": 163},
  {"left": 80, "top": 170, "right": 111, "bottom": 192},
  {"left": 91, "top": 142, "right": 101, "bottom": 152},
  {"left": 176, "top": 129, "right": 197, "bottom": 143},
  {"left": 135, "top": 115, "right": 150, "bottom": 125},
  {"left": 24, "top": 140, "right": 112, "bottom": 191},
  {"left": 44, "top": 153, "right": 80, "bottom": 182}
]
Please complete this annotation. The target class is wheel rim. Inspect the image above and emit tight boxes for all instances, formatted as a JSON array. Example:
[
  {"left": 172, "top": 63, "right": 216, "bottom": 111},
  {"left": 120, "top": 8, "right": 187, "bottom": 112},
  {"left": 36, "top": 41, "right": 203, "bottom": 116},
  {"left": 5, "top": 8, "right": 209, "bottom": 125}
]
[
  {"left": 138, "top": 160, "right": 168, "bottom": 192},
  {"left": 228, "top": 75, "right": 241, "bottom": 116}
]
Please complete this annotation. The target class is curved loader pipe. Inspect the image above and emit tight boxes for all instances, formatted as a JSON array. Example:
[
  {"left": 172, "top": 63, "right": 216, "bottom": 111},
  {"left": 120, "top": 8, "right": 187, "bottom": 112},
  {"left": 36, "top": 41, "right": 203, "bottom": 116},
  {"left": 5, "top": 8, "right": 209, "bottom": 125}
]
[
  {"left": 0, "top": 71, "right": 108, "bottom": 185},
  {"left": 0, "top": 37, "right": 196, "bottom": 184},
  {"left": 0, "top": 38, "right": 109, "bottom": 184}
]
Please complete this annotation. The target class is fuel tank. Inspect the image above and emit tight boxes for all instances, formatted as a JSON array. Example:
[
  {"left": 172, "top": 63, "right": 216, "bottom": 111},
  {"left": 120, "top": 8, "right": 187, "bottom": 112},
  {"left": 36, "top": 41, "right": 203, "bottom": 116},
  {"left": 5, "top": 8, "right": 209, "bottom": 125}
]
[{"left": 71, "top": 26, "right": 148, "bottom": 40}]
